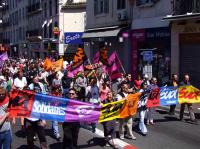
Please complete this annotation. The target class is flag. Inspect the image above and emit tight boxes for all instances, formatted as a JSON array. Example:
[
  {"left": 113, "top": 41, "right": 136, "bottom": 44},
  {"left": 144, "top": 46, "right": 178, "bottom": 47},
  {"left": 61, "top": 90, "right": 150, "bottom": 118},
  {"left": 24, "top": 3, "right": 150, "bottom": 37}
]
[
  {"left": 178, "top": 85, "right": 200, "bottom": 104},
  {"left": 99, "top": 47, "right": 109, "bottom": 65},
  {"left": 93, "top": 52, "right": 99, "bottom": 64},
  {"left": 52, "top": 58, "right": 63, "bottom": 72},
  {"left": 0, "top": 52, "right": 8, "bottom": 69},
  {"left": 43, "top": 58, "right": 53, "bottom": 70},
  {"left": 71, "top": 47, "right": 87, "bottom": 69},
  {"left": 0, "top": 52, "right": 8, "bottom": 61},
  {"left": 67, "top": 65, "right": 84, "bottom": 78},
  {"left": 107, "top": 51, "right": 122, "bottom": 80}
]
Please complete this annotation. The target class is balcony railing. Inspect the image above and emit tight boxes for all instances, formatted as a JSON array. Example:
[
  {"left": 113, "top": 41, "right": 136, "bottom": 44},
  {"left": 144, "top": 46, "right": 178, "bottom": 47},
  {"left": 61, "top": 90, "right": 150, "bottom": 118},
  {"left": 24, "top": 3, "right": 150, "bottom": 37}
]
[
  {"left": 27, "top": 2, "right": 42, "bottom": 14},
  {"left": 173, "top": 0, "right": 200, "bottom": 15}
]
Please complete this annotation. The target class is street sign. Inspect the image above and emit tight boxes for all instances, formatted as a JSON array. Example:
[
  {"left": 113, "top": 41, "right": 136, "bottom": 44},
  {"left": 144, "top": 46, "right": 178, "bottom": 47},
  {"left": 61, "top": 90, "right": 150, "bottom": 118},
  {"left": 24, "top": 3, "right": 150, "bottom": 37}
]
[{"left": 143, "top": 51, "right": 153, "bottom": 61}]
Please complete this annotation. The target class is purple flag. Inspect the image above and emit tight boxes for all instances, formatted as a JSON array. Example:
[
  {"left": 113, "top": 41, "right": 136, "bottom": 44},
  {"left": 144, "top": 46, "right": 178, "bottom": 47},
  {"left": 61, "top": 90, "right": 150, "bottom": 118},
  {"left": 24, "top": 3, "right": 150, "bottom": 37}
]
[
  {"left": 67, "top": 65, "right": 84, "bottom": 78},
  {"left": 0, "top": 52, "right": 8, "bottom": 69}
]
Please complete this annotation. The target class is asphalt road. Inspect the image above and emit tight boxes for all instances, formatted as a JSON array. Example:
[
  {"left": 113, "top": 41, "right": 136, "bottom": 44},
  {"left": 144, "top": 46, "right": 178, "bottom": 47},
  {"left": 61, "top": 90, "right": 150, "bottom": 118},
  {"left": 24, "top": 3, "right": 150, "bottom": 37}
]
[{"left": 11, "top": 108, "right": 200, "bottom": 149}]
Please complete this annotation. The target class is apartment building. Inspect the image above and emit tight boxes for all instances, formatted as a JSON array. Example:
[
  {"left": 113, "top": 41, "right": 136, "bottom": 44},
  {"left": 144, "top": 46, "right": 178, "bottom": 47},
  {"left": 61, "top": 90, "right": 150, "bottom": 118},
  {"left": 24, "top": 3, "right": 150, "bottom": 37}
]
[
  {"left": 1, "top": 0, "right": 28, "bottom": 57},
  {"left": 130, "top": 0, "right": 172, "bottom": 83},
  {"left": 83, "top": 0, "right": 134, "bottom": 72},
  {"left": 0, "top": 0, "right": 86, "bottom": 58},
  {"left": 163, "top": 0, "right": 200, "bottom": 88}
]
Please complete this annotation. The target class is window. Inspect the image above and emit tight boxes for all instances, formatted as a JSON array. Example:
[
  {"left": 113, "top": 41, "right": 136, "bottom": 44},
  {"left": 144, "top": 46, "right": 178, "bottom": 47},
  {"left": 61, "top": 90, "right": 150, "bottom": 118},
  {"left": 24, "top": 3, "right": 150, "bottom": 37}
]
[
  {"left": 44, "top": 2, "right": 47, "bottom": 18},
  {"left": 55, "top": 0, "right": 58, "bottom": 14},
  {"left": 117, "top": 0, "right": 126, "bottom": 10},
  {"left": 49, "top": 23, "right": 52, "bottom": 38},
  {"left": 94, "top": 0, "right": 109, "bottom": 15},
  {"left": 136, "top": 0, "right": 159, "bottom": 6},
  {"left": 49, "top": 0, "right": 52, "bottom": 17}
]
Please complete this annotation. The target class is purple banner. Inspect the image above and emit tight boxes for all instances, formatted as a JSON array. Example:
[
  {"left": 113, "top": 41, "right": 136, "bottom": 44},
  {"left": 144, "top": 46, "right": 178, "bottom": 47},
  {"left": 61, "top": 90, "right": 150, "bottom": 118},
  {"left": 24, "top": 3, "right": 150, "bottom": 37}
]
[{"left": 65, "top": 100, "right": 101, "bottom": 122}]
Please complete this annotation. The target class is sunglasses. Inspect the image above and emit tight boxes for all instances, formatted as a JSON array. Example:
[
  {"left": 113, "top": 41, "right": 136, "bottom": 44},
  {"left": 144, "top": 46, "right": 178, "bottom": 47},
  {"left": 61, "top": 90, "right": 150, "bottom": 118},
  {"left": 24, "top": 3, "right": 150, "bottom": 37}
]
[
  {"left": 0, "top": 94, "right": 5, "bottom": 97},
  {"left": 69, "top": 92, "right": 75, "bottom": 95}
]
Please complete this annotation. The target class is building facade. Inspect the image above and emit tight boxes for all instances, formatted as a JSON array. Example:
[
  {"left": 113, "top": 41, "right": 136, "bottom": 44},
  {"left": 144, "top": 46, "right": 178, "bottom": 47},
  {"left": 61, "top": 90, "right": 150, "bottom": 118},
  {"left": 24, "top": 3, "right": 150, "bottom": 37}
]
[
  {"left": 83, "top": 0, "right": 134, "bottom": 72},
  {"left": 164, "top": 0, "right": 200, "bottom": 88}
]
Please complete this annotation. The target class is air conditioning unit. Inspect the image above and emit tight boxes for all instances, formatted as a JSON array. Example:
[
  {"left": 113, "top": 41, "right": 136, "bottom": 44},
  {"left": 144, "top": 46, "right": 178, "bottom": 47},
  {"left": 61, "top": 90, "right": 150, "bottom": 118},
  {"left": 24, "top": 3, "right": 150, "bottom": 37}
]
[{"left": 118, "top": 11, "right": 127, "bottom": 21}]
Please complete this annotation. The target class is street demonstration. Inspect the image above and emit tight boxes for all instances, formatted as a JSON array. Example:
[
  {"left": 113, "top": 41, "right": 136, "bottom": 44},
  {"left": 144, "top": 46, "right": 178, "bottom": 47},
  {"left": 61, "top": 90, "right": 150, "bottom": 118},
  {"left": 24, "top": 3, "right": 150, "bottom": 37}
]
[{"left": 0, "top": 46, "right": 199, "bottom": 149}]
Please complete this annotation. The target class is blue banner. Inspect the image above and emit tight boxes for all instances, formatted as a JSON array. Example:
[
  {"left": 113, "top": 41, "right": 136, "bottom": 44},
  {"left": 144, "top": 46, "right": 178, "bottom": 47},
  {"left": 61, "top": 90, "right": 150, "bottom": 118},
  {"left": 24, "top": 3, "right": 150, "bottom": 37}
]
[
  {"left": 64, "top": 32, "right": 83, "bottom": 44},
  {"left": 160, "top": 87, "right": 178, "bottom": 106},
  {"left": 31, "top": 94, "right": 69, "bottom": 122}
]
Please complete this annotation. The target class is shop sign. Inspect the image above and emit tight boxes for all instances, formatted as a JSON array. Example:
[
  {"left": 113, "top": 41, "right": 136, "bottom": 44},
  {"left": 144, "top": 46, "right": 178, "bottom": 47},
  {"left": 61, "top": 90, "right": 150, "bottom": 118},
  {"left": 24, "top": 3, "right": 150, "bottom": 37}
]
[
  {"left": 146, "top": 27, "right": 170, "bottom": 40},
  {"left": 143, "top": 51, "right": 153, "bottom": 62},
  {"left": 64, "top": 32, "right": 83, "bottom": 44},
  {"left": 183, "top": 26, "right": 200, "bottom": 33},
  {"left": 53, "top": 27, "right": 60, "bottom": 35}
]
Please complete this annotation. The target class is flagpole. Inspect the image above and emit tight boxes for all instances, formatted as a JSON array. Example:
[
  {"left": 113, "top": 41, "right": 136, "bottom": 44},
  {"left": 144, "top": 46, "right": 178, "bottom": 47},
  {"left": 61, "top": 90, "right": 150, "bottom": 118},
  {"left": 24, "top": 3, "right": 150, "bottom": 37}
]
[{"left": 115, "top": 51, "right": 126, "bottom": 74}]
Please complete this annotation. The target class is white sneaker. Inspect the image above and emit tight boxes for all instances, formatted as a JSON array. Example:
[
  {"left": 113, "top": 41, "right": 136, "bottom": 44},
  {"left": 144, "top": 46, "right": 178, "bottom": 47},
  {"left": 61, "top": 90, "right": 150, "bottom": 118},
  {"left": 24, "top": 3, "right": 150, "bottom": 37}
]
[
  {"left": 119, "top": 136, "right": 124, "bottom": 140},
  {"left": 126, "top": 135, "right": 136, "bottom": 140}
]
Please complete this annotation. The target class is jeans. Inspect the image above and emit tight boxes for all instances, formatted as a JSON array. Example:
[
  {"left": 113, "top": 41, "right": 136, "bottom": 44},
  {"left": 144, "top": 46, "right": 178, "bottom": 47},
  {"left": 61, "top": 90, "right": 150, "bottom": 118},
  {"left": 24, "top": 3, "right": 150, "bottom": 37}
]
[
  {"left": 52, "top": 121, "right": 60, "bottom": 138},
  {"left": 139, "top": 110, "right": 147, "bottom": 135},
  {"left": 0, "top": 130, "right": 12, "bottom": 149}
]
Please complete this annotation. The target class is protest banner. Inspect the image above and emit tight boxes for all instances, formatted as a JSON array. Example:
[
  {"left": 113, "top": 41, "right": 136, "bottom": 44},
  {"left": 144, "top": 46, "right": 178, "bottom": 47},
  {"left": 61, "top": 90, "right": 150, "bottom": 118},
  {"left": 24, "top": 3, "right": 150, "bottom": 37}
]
[
  {"left": 160, "top": 87, "right": 178, "bottom": 106},
  {"left": 147, "top": 88, "right": 160, "bottom": 107},
  {"left": 178, "top": 85, "right": 200, "bottom": 104}
]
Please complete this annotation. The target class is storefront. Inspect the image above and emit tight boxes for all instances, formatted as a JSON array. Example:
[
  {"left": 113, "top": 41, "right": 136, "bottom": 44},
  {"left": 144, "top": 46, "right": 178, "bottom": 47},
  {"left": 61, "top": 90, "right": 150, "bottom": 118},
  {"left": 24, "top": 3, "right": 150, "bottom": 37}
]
[{"left": 131, "top": 27, "right": 171, "bottom": 85}]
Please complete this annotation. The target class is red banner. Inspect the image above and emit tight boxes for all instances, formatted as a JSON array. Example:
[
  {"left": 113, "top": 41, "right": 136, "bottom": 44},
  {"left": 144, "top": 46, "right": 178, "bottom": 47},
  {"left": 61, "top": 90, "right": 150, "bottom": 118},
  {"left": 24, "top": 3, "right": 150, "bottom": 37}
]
[{"left": 8, "top": 90, "right": 35, "bottom": 118}]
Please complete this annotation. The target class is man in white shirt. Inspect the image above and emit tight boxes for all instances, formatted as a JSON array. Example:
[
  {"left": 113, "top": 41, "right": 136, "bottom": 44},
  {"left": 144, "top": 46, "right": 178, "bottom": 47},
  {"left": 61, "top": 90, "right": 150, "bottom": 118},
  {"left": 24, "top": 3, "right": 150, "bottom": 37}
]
[
  {"left": 116, "top": 82, "right": 136, "bottom": 140},
  {"left": 14, "top": 71, "right": 27, "bottom": 90}
]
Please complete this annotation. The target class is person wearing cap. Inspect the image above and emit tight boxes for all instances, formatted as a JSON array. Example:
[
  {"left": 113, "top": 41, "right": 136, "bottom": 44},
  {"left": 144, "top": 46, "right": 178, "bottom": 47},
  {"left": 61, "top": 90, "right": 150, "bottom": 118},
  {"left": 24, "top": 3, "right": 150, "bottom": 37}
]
[{"left": 0, "top": 87, "right": 12, "bottom": 149}]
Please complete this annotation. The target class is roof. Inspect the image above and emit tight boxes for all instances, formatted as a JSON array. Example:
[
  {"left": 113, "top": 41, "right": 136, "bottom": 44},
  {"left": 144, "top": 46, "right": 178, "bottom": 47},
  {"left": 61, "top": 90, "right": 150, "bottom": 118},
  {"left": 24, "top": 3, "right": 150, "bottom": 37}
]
[{"left": 61, "top": 2, "right": 86, "bottom": 9}]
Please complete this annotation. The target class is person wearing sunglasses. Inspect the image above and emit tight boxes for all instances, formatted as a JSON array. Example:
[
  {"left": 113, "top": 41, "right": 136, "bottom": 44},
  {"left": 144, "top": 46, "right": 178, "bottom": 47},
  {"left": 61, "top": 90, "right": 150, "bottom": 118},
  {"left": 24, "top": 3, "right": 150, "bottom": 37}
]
[
  {"left": 62, "top": 88, "right": 80, "bottom": 149},
  {"left": 0, "top": 87, "right": 12, "bottom": 149}
]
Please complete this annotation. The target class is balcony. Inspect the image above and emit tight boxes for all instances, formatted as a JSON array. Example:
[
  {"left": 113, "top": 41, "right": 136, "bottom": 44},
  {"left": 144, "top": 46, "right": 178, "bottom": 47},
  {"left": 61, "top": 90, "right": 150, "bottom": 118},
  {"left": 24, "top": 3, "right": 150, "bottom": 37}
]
[
  {"left": 27, "top": 2, "right": 42, "bottom": 15},
  {"left": 2, "top": 20, "right": 9, "bottom": 27},
  {"left": 173, "top": 0, "right": 200, "bottom": 15}
]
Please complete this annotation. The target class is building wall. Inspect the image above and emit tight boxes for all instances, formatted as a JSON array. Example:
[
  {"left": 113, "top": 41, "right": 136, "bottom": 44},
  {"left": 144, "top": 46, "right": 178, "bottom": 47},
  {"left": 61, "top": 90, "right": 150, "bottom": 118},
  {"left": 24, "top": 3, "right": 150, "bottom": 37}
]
[
  {"left": 131, "top": 0, "right": 171, "bottom": 29},
  {"left": 86, "top": 0, "right": 133, "bottom": 29},
  {"left": 171, "top": 21, "right": 200, "bottom": 76}
]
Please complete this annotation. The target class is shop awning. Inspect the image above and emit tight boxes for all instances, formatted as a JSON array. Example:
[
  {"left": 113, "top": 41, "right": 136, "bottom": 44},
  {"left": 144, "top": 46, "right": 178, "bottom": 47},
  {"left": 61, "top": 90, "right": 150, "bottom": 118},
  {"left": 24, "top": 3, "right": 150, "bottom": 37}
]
[
  {"left": 82, "top": 26, "right": 126, "bottom": 39},
  {"left": 163, "top": 13, "right": 200, "bottom": 21}
]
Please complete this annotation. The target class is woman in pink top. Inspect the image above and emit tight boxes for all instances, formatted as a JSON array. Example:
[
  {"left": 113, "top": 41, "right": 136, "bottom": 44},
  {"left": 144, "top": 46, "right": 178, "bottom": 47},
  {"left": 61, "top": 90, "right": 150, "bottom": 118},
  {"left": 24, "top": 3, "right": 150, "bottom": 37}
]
[
  {"left": 99, "top": 81, "right": 110, "bottom": 101},
  {"left": 134, "top": 74, "right": 143, "bottom": 91}
]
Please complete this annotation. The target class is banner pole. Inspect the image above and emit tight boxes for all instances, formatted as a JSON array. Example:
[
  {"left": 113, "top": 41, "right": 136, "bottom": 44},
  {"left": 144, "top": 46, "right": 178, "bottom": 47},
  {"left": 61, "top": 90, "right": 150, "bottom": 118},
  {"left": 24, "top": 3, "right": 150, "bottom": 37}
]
[{"left": 114, "top": 51, "right": 126, "bottom": 74}]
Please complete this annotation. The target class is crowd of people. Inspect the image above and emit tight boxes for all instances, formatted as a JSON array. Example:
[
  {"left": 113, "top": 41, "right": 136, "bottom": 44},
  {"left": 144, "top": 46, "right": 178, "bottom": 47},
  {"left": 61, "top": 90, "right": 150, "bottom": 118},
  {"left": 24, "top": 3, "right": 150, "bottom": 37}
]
[{"left": 0, "top": 57, "right": 198, "bottom": 149}]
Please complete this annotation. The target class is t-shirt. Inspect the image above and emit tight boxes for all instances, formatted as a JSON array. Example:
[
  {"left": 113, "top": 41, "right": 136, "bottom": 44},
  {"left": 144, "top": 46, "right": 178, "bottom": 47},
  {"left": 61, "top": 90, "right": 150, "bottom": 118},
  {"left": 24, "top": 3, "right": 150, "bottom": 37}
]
[{"left": 14, "top": 77, "right": 27, "bottom": 90}]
